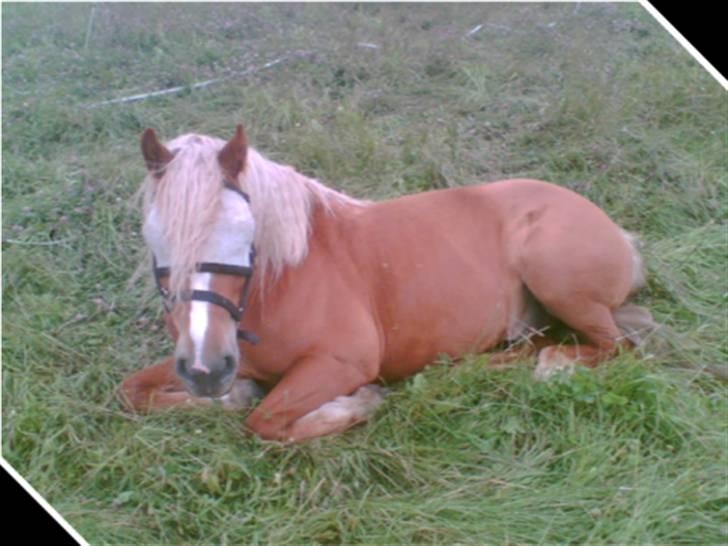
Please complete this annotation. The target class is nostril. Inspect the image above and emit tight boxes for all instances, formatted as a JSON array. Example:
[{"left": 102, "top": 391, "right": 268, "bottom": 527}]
[
  {"left": 176, "top": 357, "right": 188, "bottom": 378},
  {"left": 223, "top": 355, "right": 236, "bottom": 376}
]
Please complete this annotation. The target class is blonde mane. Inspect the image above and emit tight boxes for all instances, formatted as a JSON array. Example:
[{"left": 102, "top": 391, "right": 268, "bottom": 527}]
[
  {"left": 240, "top": 147, "right": 366, "bottom": 279},
  {"left": 142, "top": 132, "right": 366, "bottom": 295},
  {"left": 143, "top": 134, "right": 226, "bottom": 296}
]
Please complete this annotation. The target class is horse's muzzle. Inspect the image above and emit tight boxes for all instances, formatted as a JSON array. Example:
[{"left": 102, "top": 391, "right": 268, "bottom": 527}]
[{"left": 176, "top": 355, "right": 237, "bottom": 398}]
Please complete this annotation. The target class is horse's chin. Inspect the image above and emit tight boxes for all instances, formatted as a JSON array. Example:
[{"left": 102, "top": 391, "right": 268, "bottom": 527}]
[{"left": 184, "top": 379, "right": 235, "bottom": 400}]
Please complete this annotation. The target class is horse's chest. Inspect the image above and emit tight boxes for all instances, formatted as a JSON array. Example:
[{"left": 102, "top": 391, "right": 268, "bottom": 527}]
[
  {"left": 237, "top": 315, "right": 325, "bottom": 384},
  {"left": 236, "top": 343, "right": 289, "bottom": 383}
]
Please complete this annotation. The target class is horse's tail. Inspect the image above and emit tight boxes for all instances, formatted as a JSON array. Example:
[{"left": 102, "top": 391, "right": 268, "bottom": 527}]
[
  {"left": 621, "top": 229, "right": 647, "bottom": 294},
  {"left": 613, "top": 303, "right": 657, "bottom": 346},
  {"left": 612, "top": 230, "right": 657, "bottom": 346}
]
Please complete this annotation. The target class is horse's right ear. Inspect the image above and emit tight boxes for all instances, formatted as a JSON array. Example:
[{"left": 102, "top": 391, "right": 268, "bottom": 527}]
[
  {"left": 218, "top": 124, "right": 248, "bottom": 181},
  {"left": 140, "top": 128, "right": 174, "bottom": 178}
]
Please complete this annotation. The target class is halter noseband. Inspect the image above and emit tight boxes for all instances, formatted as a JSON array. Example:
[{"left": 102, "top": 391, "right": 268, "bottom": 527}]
[{"left": 152, "top": 180, "right": 259, "bottom": 345}]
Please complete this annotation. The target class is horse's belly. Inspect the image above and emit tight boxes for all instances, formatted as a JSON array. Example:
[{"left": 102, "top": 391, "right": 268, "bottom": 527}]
[{"left": 378, "top": 271, "right": 518, "bottom": 380}]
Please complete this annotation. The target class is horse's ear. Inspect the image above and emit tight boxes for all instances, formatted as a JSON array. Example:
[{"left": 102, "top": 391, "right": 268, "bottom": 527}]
[
  {"left": 218, "top": 124, "right": 248, "bottom": 180},
  {"left": 140, "top": 128, "right": 174, "bottom": 178}
]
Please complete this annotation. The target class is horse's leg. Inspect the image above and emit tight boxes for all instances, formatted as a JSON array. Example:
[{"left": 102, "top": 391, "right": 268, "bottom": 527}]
[
  {"left": 531, "top": 299, "right": 628, "bottom": 379},
  {"left": 118, "top": 357, "right": 202, "bottom": 411},
  {"left": 487, "top": 333, "right": 557, "bottom": 367},
  {"left": 245, "top": 354, "right": 378, "bottom": 441},
  {"left": 285, "top": 384, "right": 387, "bottom": 441},
  {"left": 512, "top": 218, "right": 636, "bottom": 379},
  {"left": 118, "top": 357, "right": 261, "bottom": 411}
]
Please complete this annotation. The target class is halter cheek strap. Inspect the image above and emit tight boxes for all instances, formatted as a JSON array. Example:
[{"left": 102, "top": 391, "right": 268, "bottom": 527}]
[{"left": 223, "top": 180, "right": 250, "bottom": 202}]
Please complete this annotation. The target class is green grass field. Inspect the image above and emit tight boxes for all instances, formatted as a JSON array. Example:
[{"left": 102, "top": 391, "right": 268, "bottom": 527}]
[{"left": 3, "top": 3, "right": 727, "bottom": 544}]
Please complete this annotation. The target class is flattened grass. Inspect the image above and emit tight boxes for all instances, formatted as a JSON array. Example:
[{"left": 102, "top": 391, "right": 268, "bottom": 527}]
[{"left": 3, "top": 3, "right": 726, "bottom": 544}]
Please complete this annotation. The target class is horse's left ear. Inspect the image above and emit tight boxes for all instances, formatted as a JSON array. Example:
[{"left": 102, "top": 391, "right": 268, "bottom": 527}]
[
  {"left": 140, "top": 128, "right": 174, "bottom": 178},
  {"left": 218, "top": 124, "right": 248, "bottom": 180}
]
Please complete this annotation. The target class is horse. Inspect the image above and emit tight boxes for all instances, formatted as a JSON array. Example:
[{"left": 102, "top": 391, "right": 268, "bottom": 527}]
[{"left": 119, "top": 124, "right": 656, "bottom": 442}]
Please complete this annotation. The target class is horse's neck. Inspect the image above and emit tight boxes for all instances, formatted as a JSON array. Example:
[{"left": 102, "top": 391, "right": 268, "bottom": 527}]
[{"left": 252, "top": 199, "right": 357, "bottom": 300}]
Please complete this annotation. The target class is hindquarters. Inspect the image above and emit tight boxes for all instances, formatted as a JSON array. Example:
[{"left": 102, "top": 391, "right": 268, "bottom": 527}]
[{"left": 494, "top": 180, "right": 654, "bottom": 375}]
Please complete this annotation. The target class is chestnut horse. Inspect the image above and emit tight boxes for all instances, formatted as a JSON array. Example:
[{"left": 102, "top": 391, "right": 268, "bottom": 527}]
[{"left": 120, "top": 125, "right": 655, "bottom": 441}]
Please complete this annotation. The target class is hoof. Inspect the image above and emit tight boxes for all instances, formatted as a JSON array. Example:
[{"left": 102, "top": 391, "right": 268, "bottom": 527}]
[
  {"left": 219, "top": 379, "right": 265, "bottom": 410},
  {"left": 533, "top": 346, "right": 576, "bottom": 381}
]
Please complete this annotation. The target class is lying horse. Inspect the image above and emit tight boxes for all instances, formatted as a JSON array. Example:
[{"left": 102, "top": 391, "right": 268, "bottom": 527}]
[{"left": 120, "top": 125, "right": 655, "bottom": 441}]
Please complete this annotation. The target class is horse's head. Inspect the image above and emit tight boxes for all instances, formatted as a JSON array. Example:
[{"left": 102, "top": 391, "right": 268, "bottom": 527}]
[{"left": 140, "top": 125, "right": 256, "bottom": 398}]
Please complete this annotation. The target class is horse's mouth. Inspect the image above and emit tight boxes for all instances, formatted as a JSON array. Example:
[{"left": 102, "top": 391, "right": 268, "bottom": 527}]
[{"left": 183, "top": 378, "right": 235, "bottom": 400}]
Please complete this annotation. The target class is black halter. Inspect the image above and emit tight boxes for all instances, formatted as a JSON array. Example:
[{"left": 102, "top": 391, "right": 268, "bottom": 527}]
[{"left": 152, "top": 180, "right": 259, "bottom": 345}]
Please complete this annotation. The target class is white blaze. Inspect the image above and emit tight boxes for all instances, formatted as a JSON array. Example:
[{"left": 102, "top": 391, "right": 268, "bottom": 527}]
[{"left": 189, "top": 272, "right": 212, "bottom": 373}]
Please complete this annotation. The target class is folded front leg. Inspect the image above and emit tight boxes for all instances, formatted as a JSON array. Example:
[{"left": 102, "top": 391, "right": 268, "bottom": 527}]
[
  {"left": 118, "top": 357, "right": 200, "bottom": 411},
  {"left": 245, "top": 354, "right": 379, "bottom": 441},
  {"left": 286, "top": 384, "right": 387, "bottom": 441},
  {"left": 118, "top": 357, "right": 262, "bottom": 412}
]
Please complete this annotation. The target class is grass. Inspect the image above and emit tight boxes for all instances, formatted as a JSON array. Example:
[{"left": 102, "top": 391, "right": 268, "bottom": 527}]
[{"left": 2, "top": 3, "right": 727, "bottom": 544}]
